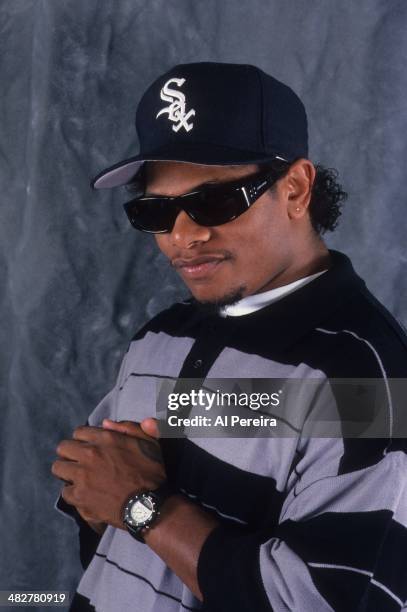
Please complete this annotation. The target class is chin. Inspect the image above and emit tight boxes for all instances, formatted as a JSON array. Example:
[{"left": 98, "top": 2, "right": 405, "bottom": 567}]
[{"left": 189, "top": 284, "right": 246, "bottom": 307}]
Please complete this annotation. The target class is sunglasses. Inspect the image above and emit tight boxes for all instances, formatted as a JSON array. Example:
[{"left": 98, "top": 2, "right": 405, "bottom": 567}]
[{"left": 122, "top": 167, "right": 287, "bottom": 234}]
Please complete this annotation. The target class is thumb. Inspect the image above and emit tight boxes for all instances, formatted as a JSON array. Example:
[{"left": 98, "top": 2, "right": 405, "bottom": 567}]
[
  {"left": 140, "top": 418, "right": 160, "bottom": 439},
  {"left": 102, "top": 419, "right": 144, "bottom": 438}
]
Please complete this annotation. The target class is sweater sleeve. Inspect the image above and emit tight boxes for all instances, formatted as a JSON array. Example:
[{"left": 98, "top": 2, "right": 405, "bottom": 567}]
[{"left": 197, "top": 434, "right": 407, "bottom": 612}]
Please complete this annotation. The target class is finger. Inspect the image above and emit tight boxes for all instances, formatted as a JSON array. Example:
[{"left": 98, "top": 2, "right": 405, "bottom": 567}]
[
  {"left": 51, "top": 458, "right": 80, "bottom": 482},
  {"left": 72, "top": 425, "right": 108, "bottom": 442},
  {"left": 102, "top": 419, "right": 151, "bottom": 440},
  {"left": 140, "top": 418, "right": 160, "bottom": 439},
  {"left": 56, "top": 439, "right": 86, "bottom": 461},
  {"left": 102, "top": 419, "right": 140, "bottom": 432}
]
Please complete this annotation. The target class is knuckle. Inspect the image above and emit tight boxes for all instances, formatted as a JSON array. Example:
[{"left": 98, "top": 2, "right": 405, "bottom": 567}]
[
  {"left": 75, "top": 464, "right": 86, "bottom": 484},
  {"left": 72, "top": 482, "right": 82, "bottom": 498},
  {"left": 82, "top": 444, "right": 93, "bottom": 457},
  {"left": 84, "top": 444, "right": 99, "bottom": 461},
  {"left": 103, "top": 430, "right": 116, "bottom": 444},
  {"left": 120, "top": 420, "right": 136, "bottom": 427}
]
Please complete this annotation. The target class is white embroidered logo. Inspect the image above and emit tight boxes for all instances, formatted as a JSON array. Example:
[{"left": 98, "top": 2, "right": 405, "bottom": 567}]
[{"left": 156, "top": 78, "right": 196, "bottom": 132}]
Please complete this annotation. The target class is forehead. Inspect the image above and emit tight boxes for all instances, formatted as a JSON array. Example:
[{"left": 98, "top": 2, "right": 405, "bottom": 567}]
[{"left": 144, "top": 160, "right": 259, "bottom": 195}]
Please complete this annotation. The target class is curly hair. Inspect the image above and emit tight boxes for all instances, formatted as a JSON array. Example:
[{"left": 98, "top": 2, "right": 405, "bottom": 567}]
[{"left": 259, "top": 158, "right": 347, "bottom": 235}]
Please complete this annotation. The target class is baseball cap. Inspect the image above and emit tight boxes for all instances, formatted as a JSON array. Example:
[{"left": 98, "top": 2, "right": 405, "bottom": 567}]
[{"left": 91, "top": 61, "right": 308, "bottom": 189}]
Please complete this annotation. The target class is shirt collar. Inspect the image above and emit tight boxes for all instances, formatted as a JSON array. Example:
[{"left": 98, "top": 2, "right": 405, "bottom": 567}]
[{"left": 219, "top": 269, "right": 328, "bottom": 317}]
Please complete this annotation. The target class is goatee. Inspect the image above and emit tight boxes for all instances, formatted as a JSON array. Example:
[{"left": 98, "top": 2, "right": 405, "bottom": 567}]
[{"left": 188, "top": 285, "right": 246, "bottom": 315}]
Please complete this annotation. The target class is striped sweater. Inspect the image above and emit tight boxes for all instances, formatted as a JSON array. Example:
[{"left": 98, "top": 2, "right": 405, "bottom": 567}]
[{"left": 56, "top": 249, "right": 407, "bottom": 612}]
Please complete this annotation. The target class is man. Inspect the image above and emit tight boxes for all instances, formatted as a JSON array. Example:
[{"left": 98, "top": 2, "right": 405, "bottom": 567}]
[{"left": 52, "top": 62, "right": 407, "bottom": 611}]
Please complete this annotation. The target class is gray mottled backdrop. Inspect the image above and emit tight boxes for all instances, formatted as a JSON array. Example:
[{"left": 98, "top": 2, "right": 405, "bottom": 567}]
[{"left": 1, "top": 0, "right": 406, "bottom": 607}]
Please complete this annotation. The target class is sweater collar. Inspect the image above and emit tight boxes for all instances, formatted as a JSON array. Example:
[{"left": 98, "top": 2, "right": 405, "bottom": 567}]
[{"left": 189, "top": 250, "right": 366, "bottom": 354}]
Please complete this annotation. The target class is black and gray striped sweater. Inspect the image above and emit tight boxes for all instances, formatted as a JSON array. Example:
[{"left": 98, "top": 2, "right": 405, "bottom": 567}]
[{"left": 57, "top": 249, "right": 407, "bottom": 612}]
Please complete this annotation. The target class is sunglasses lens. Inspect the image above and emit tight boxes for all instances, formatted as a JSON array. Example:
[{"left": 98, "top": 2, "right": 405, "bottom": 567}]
[
  {"left": 124, "top": 199, "right": 178, "bottom": 233},
  {"left": 188, "top": 189, "right": 247, "bottom": 226}
]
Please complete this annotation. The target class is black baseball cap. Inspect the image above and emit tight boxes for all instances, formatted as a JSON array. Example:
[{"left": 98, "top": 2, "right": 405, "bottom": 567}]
[{"left": 91, "top": 61, "right": 308, "bottom": 189}]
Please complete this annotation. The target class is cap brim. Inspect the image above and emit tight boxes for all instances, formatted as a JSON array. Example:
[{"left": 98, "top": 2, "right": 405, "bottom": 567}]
[{"left": 91, "top": 144, "right": 289, "bottom": 189}]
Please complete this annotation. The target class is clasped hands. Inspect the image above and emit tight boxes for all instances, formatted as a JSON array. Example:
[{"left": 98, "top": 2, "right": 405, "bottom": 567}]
[{"left": 51, "top": 418, "right": 165, "bottom": 531}]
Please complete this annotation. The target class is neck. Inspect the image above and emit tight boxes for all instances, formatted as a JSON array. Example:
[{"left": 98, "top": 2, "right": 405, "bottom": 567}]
[{"left": 254, "top": 240, "right": 331, "bottom": 295}]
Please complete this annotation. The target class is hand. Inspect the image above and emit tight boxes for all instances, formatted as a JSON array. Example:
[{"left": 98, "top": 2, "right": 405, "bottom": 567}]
[
  {"left": 51, "top": 421, "right": 165, "bottom": 530},
  {"left": 102, "top": 417, "right": 160, "bottom": 440},
  {"left": 104, "top": 419, "right": 217, "bottom": 602}
]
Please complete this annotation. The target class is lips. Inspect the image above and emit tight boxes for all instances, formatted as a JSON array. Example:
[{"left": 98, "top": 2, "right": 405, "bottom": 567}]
[{"left": 173, "top": 255, "right": 228, "bottom": 280}]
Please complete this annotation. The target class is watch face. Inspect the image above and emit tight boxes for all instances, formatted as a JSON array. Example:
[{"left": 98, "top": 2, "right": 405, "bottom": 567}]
[{"left": 129, "top": 495, "right": 155, "bottom": 526}]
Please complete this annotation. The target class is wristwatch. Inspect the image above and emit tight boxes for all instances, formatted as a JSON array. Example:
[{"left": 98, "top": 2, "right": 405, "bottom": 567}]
[{"left": 122, "top": 481, "right": 173, "bottom": 543}]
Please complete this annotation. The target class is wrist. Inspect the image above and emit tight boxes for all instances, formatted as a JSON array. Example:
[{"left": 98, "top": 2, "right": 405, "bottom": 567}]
[
  {"left": 141, "top": 493, "right": 184, "bottom": 540},
  {"left": 142, "top": 494, "right": 219, "bottom": 549},
  {"left": 87, "top": 520, "right": 107, "bottom": 535}
]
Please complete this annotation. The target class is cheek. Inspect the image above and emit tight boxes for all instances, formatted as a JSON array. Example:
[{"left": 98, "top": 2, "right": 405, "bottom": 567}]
[
  {"left": 154, "top": 235, "right": 170, "bottom": 257},
  {"left": 229, "top": 205, "right": 291, "bottom": 277},
  {"left": 233, "top": 205, "right": 287, "bottom": 256}
]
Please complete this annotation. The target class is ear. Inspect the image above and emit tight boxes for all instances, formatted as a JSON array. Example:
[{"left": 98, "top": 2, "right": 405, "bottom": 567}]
[{"left": 283, "top": 159, "right": 316, "bottom": 219}]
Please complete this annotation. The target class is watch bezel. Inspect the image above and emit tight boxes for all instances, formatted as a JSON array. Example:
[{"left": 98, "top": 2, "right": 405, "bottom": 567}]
[{"left": 123, "top": 492, "right": 159, "bottom": 529}]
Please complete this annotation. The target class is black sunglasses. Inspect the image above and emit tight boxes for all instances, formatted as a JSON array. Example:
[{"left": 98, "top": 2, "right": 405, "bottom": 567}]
[{"left": 122, "top": 167, "right": 288, "bottom": 234}]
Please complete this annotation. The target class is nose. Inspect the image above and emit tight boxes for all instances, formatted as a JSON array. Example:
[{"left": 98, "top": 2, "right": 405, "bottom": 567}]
[{"left": 170, "top": 209, "right": 212, "bottom": 248}]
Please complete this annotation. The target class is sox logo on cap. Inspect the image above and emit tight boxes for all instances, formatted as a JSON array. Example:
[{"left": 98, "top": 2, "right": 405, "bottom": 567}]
[{"left": 156, "top": 78, "right": 196, "bottom": 133}]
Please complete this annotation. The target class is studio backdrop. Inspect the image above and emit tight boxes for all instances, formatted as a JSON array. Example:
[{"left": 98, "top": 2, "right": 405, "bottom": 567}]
[{"left": 1, "top": 0, "right": 406, "bottom": 605}]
